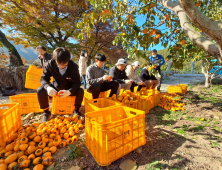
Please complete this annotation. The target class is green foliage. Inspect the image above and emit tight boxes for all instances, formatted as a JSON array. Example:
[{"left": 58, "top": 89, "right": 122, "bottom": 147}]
[{"left": 67, "top": 144, "right": 83, "bottom": 160}]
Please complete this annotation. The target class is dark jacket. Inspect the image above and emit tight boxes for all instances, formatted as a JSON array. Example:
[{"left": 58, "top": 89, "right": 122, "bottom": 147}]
[
  {"left": 40, "top": 58, "right": 81, "bottom": 95},
  {"left": 139, "top": 67, "right": 157, "bottom": 82},
  {"left": 38, "top": 52, "right": 52, "bottom": 68},
  {"left": 109, "top": 66, "right": 129, "bottom": 84}
]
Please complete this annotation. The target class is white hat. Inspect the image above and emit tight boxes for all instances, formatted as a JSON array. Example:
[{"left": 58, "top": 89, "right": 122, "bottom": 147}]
[
  {"left": 116, "top": 58, "right": 127, "bottom": 65},
  {"left": 132, "top": 61, "right": 140, "bottom": 67}
]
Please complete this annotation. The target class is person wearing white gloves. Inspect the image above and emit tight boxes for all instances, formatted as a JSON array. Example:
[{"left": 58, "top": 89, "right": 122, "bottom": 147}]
[
  {"left": 37, "top": 47, "right": 84, "bottom": 122},
  {"left": 109, "top": 58, "right": 132, "bottom": 95},
  {"left": 125, "top": 61, "right": 144, "bottom": 92},
  {"left": 86, "top": 54, "right": 119, "bottom": 99}
]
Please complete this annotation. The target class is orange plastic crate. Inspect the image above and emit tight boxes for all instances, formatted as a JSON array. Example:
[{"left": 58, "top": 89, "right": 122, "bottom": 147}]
[
  {"left": 52, "top": 96, "right": 75, "bottom": 114},
  {"left": 25, "top": 65, "right": 43, "bottom": 90},
  {"left": 85, "top": 98, "right": 122, "bottom": 113},
  {"left": 25, "top": 65, "right": 53, "bottom": 90},
  {"left": 0, "top": 103, "right": 21, "bottom": 144},
  {"left": 154, "top": 91, "right": 160, "bottom": 106},
  {"left": 84, "top": 90, "right": 111, "bottom": 102},
  {"left": 10, "top": 93, "right": 43, "bottom": 115},
  {"left": 85, "top": 106, "right": 146, "bottom": 166},
  {"left": 168, "top": 85, "right": 183, "bottom": 94},
  {"left": 178, "top": 84, "right": 188, "bottom": 94}
]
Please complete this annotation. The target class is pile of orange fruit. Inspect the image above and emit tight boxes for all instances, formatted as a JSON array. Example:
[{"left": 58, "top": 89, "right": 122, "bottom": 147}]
[
  {"left": 158, "top": 93, "right": 185, "bottom": 111},
  {"left": 0, "top": 115, "right": 83, "bottom": 170},
  {"left": 108, "top": 90, "right": 140, "bottom": 104}
]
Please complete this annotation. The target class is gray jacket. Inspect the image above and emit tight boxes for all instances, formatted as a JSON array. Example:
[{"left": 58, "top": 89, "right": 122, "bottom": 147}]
[{"left": 86, "top": 63, "right": 105, "bottom": 89}]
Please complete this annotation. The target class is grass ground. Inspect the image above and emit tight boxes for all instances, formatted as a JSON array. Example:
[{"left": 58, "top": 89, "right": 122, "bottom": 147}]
[
  {"left": 1, "top": 81, "right": 221, "bottom": 170},
  {"left": 48, "top": 81, "right": 222, "bottom": 170}
]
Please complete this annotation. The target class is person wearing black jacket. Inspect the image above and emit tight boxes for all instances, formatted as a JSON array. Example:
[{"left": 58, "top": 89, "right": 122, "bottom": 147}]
[
  {"left": 139, "top": 62, "right": 159, "bottom": 90},
  {"left": 37, "top": 47, "right": 84, "bottom": 122},
  {"left": 36, "top": 46, "right": 52, "bottom": 68},
  {"left": 109, "top": 58, "right": 132, "bottom": 95}
]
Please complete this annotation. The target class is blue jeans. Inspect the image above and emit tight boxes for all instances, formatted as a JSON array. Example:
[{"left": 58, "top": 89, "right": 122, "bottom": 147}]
[{"left": 81, "top": 75, "right": 86, "bottom": 89}]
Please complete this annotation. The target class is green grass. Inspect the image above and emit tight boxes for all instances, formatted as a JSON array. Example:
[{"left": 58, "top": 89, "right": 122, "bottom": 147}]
[
  {"left": 145, "top": 161, "right": 166, "bottom": 170},
  {"left": 192, "top": 125, "right": 206, "bottom": 132},
  {"left": 176, "top": 128, "right": 187, "bottom": 137},
  {"left": 210, "top": 141, "right": 220, "bottom": 148},
  {"left": 67, "top": 144, "right": 84, "bottom": 160}
]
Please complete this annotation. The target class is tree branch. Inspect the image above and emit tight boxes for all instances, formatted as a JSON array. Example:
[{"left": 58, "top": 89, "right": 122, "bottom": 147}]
[
  {"left": 157, "top": 0, "right": 222, "bottom": 64},
  {"left": 178, "top": 0, "right": 222, "bottom": 44}
]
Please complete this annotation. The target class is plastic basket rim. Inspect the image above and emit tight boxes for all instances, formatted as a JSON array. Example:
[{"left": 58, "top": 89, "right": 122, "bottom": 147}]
[
  {"left": 85, "top": 98, "right": 122, "bottom": 105},
  {"left": 0, "top": 103, "right": 19, "bottom": 116},
  {"left": 85, "top": 106, "right": 145, "bottom": 126}
]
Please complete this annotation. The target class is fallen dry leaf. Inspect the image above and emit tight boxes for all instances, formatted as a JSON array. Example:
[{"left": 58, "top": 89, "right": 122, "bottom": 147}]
[{"left": 119, "top": 159, "right": 137, "bottom": 170}]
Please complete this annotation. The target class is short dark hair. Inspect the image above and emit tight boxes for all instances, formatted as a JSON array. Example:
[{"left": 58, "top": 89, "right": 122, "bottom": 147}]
[
  {"left": 152, "top": 49, "right": 157, "bottom": 52},
  {"left": 95, "top": 53, "right": 106, "bottom": 62},
  {"left": 80, "top": 50, "right": 87, "bottom": 57},
  {"left": 53, "top": 47, "right": 71, "bottom": 64},
  {"left": 36, "top": 45, "right": 46, "bottom": 51}
]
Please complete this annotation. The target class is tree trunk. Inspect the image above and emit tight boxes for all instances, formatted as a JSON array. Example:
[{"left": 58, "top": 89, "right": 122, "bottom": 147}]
[
  {"left": 0, "top": 30, "right": 23, "bottom": 66},
  {"left": 158, "top": 0, "right": 222, "bottom": 64},
  {"left": 205, "top": 74, "right": 210, "bottom": 88}
]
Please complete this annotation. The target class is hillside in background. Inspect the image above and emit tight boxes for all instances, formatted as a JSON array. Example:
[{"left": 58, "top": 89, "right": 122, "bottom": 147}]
[{"left": 0, "top": 41, "right": 39, "bottom": 61}]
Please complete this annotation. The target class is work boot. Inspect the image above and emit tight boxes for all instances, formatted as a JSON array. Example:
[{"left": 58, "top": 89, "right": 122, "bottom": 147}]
[{"left": 42, "top": 111, "right": 52, "bottom": 123}]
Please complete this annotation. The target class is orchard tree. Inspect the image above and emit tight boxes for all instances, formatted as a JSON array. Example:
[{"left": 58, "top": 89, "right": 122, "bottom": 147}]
[
  {"left": 169, "top": 42, "right": 222, "bottom": 87},
  {"left": 0, "top": 29, "right": 23, "bottom": 65},
  {"left": 78, "top": 21, "right": 127, "bottom": 63},
  {"left": 77, "top": 0, "right": 222, "bottom": 77},
  {"left": 0, "top": 0, "right": 90, "bottom": 53}
]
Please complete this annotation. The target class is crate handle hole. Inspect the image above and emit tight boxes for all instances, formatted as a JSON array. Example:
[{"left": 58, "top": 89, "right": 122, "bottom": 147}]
[
  {"left": 130, "top": 111, "right": 136, "bottom": 115},
  {"left": 0, "top": 106, "right": 9, "bottom": 110},
  {"left": 59, "top": 110, "right": 65, "bottom": 112},
  {"left": 92, "top": 100, "right": 98, "bottom": 103}
]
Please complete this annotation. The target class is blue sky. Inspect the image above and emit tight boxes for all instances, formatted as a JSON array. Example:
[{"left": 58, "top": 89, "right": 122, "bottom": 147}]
[{"left": 136, "top": 15, "right": 172, "bottom": 51}]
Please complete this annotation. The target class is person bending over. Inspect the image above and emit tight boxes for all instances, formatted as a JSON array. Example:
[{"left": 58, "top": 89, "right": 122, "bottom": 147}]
[
  {"left": 37, "top": 47, "right": 84, "bottom": 122},
  {"left": 139, "top": 62, "right": 159, "bottom": 90},
  {"left": 109, "top": 58, "right": 132, "bottom": 95},
  {"left": 86, "top": 53, "right": 119, "bottom": 99}
]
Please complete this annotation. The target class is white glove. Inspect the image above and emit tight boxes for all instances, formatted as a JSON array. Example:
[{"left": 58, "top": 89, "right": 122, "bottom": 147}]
[
  {"left": 47, "top": 86, "right": 57, "bottom": 97},
  {"left": 103, "top": 75, "right": 109, "bottom": 81},
  {"left": 59, "top": 90, "right": 71, "bottom": 98},
  {"left": 125, "top": 80, "right": 132, "bottom": 84}
]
